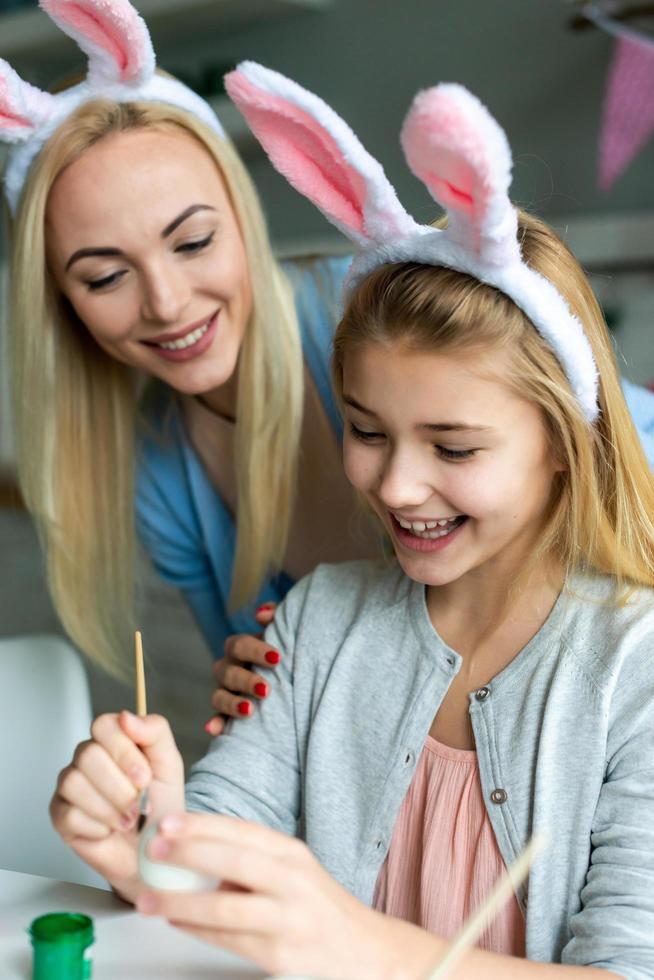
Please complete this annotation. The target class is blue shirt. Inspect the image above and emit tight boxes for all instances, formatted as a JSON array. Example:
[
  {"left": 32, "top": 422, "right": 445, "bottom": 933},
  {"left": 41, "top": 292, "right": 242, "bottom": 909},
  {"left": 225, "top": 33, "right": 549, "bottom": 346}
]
[
  {"left": 136, "top": 256, "right": 350, "bottom": 657},
  {"left": 136, "top": 254, "right": 654, "bottom": 659}
]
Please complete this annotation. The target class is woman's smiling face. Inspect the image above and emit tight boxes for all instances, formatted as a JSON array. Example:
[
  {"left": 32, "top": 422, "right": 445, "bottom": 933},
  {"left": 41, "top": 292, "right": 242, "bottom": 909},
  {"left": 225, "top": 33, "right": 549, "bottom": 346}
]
[
  {"left": 341, "top": 341, "right": 563, "bottom": 589},
  {"left": 46, "top": 126, "right": 252, "bottom": 394}
]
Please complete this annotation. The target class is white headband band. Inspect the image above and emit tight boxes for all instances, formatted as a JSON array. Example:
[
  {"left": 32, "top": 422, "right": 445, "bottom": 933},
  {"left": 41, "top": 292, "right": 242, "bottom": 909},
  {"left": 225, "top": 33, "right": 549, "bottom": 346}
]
[
  {"left": 225, "top": 62, "right": 600, "bottom": 423},
  {"left": 1, "top": 0, "right": 225, "bottom": 217}
]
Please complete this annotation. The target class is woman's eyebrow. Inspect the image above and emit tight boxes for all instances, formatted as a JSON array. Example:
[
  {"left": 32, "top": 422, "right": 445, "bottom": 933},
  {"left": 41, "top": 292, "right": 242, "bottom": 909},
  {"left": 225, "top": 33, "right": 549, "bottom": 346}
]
[
  {"left": 343, "top": 396, "right": 492, "bottom": 432},
  {"left": 64, "top": 204, "right": 217, "bottom": 271}
]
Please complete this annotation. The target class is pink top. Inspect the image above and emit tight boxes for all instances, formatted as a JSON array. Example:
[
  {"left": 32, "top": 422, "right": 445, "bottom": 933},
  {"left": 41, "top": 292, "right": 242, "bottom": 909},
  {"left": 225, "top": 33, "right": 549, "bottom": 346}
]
[{"left": 373, "top": 735, "right": 526, "bottom": 957}]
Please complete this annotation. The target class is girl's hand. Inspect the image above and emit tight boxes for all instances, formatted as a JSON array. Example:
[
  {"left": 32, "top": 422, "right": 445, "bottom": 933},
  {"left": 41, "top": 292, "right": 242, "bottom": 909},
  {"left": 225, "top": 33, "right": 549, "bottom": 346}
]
[
  {"left": 136, "top": 815, "right": 444, "bottom": 980},
  {"left": 206, "top": 603, "right": 281, "bottom": 736},
  {"left": 50, "top": 711, "right": 185, "bottom": 901}
]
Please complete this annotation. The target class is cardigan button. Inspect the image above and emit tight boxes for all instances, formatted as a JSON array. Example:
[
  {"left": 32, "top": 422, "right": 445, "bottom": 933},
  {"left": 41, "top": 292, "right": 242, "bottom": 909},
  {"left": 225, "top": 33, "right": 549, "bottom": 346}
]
[
  {"left": 491, "top": 788, "right": 508, "bottom": 805},
  {"left": 404, "top": 751, "right": 415, "bottom": 766},
  {"left": 475, "top": 686, "right": 490, "bottom": 701}
]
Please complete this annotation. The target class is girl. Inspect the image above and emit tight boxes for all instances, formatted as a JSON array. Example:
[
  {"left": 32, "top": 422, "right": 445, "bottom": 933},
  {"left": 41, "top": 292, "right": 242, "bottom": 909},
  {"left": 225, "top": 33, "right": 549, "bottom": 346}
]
[
  {"left": 1, "top": 0, "right": 378, "bottom": 731},
  {"left": 50, "top": 67, "right": 654, "bottom": 979}
]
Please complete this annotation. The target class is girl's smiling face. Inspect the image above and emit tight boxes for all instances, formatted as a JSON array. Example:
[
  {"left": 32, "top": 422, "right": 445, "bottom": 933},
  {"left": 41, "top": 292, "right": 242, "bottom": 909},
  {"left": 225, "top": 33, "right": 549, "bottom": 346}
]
[
  {"left": 342, "top": 341, "right": 564, "bottom": 589},
  {"left": 45, "top": 127, "right": 252, "bottom": 395}
]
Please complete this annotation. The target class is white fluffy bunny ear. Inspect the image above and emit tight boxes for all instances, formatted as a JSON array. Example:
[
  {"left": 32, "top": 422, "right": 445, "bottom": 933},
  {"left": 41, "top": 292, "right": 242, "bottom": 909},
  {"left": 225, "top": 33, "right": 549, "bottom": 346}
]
[
  {"left": 225, "top": 61, "right": 418, "bottom": 248},
  {"left": 39, "top": 0, "right": 155, "bottom": 89},
  {"left": 0, "top": 60, "right": 56, "bottom": 144},
  {"left": 401, "top": 83, "right": 520, "bottom": 267}
]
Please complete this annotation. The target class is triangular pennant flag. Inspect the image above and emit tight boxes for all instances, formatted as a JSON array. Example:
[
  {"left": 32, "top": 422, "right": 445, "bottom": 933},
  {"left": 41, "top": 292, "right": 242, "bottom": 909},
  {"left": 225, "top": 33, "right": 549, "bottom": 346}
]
[{"left": 598, "top": 34, "right": 654, "bottom": 191}]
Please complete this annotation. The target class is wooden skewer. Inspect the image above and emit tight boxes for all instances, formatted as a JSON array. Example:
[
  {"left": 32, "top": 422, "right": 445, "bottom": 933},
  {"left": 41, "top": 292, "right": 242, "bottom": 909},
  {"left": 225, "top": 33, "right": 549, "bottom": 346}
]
[
  {"left": 424, "top": 832, "right": 548, "bottom": 980},
  {"left": 134, "top": 630, "right": 149, "bottom": 831},
  {"left": 135, "top": 630, "right": 147, "bottom": 717}
]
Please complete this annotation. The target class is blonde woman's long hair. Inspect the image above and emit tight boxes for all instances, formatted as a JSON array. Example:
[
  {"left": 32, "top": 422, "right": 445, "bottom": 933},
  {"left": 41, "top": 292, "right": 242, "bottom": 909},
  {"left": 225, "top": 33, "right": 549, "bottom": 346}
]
[
  {"left": 333, "top": 211, "right": 654, "bottom": 597},
  {"left": 10, "top": 99, "right": 303, "bottom": 677}
]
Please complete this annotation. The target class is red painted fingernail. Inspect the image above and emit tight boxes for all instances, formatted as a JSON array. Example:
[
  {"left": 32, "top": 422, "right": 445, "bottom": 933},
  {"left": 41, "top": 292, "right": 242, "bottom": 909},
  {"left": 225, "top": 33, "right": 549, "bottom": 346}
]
[
  {"left": 256, "top": 603, "right": 274, "bottom": 613},
  {"left": 265, "top": 650, "right": 280, "bottom": 665},
  {"left": 204, "top": 720, "right": 216, "bottom": 734},
  {"left": 237, "top": 700, "right": 252, "bottom": 716},
  {"left": 254, "top": 682, "right": 268, "bottom": 697}
]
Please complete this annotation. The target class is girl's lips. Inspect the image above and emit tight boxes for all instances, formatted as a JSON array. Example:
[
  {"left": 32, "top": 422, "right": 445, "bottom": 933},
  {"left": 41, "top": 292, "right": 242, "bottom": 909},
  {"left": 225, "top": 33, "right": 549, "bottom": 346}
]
[
  {"left": 389, "top": 513, "right": 468, "bottom": 553},
  {"left": 144, "top": 311, "right": 218, "bottom": 362}
]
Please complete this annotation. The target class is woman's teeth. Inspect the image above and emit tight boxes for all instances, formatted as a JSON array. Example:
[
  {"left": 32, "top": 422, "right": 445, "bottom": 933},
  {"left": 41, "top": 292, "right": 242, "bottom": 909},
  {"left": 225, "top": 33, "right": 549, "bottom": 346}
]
[
  {"left": 157, "top": 321, "right": 210, "bottom": 351},
  {"left": 397, "top": 516, "right": 461, "bottom": 539}
]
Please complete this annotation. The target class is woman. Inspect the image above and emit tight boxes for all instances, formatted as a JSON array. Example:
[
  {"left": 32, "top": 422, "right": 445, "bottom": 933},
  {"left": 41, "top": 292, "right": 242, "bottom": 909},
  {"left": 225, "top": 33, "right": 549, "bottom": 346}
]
[{"left": 2, "top": 0, "right": 377, "bottom": 728}]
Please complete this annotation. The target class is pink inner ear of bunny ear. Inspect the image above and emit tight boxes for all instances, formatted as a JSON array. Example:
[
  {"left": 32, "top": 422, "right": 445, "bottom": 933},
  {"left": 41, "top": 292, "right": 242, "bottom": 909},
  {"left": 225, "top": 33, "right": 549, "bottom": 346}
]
[
  {"left": 40, "top": 0, "right": 149, "bottom": 82},
  {"left": 226, "top": 72, "right": 367, "bottom": 238},
  {"left": 0, "top": 73, "right": 35, "bottom": 133},
  {"left": 401, "top": 87, "right": 511, "bottom": 227}
]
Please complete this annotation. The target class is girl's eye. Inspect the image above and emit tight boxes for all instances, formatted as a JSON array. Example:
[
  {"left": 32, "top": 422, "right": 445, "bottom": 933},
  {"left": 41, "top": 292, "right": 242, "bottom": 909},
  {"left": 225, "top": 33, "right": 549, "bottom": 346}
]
[
  {"left": 86, "top": 270, "right": 126, "bottom": 292},
  {"left": 437, "top": 446, "right": 476, "bottom": 461},
  {"left": 349, "top": 421, "right": 384, "bottom": 442},
  {"left": 176, "top": 232, "right": 215, "bottom": 254}
]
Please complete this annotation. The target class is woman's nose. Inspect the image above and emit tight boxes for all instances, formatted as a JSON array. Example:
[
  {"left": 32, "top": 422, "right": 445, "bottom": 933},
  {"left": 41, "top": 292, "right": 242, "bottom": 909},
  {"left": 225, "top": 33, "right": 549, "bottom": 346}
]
[{"left": 140, "top": 262, "right": 191, "bottom": 324}]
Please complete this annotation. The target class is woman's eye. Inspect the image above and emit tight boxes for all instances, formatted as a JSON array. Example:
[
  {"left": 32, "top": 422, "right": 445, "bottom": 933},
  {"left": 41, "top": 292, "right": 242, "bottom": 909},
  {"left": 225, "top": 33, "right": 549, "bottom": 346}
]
[
  {"left": 437, "top": 446, "right": 476, "bottom": 460},
  {"left": 349, "top": 422, "right": 383, "bottom": 442},
  {"left": 176, "top": 232, "right": 215, "bottom": 254},
  {"left": 86, "top": 270, "right": 126, "bottom": 292}
]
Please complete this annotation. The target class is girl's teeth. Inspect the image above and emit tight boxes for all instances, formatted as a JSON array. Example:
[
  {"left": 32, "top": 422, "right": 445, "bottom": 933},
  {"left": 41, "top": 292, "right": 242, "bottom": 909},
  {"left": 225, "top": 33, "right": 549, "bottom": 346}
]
[
  {"left": 396, "top": 516, "right": 461, "bottom": 539},
  {"left": 158, "top": 321, "right": 209, "bottom": 351}
]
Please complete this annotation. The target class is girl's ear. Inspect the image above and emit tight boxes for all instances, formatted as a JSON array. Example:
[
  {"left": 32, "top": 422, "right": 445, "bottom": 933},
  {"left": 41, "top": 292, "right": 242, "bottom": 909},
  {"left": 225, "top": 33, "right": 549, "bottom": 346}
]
[
  {"left": 0, "top": 59, "right": 55, "bottom": 143},
  {"left": 39, "top": 0, "right": 155, "bottom": 88},
  {"left": 225, "top": 61, "right": 417, "bottom": 248},
  {"left": 400, "top": 83, "right": 520, "bottom": 267}
]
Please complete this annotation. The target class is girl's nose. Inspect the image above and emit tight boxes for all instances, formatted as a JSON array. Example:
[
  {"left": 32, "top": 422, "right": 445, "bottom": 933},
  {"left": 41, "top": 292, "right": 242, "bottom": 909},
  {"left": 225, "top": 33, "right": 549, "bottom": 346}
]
[
  {"left": 377, "top": 447, "right": 435, "bottom": 512},
  {"left": 141, "top": 262, "right": 191, "bottom": 324}
]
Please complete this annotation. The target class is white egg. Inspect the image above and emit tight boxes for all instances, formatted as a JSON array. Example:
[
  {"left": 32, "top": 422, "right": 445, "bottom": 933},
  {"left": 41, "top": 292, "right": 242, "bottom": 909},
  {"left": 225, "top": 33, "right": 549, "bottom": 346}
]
[{"left": 138, "top": 823, "right": 220, "bottom": 892}]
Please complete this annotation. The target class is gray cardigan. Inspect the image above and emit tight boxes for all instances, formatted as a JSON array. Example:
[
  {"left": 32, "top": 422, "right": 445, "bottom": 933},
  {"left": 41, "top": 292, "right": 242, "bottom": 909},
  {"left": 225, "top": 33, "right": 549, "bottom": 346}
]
[{"left": 186, "top": 560, "right": 654, "bottom": 979}]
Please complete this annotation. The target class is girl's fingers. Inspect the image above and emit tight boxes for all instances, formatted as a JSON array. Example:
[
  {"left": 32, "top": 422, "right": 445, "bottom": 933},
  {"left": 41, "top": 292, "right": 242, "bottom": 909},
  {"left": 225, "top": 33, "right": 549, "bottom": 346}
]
[
  {"left": 73, "top": 740, "right": 143, "bottom": 816},
  {"left": 159, "top": 813, "right": 311, "bottom": 868},
  {"left": 50, "top": 795, "right": 115, "bottom": 841},
  {"left": 138, "top": 886, "right": 276, "bottom": 934},
  {"left": 55, "top": 763, "right": 135, "bottom": 833},
  {"left": 88, "top": 714, "right": 152, "bottom": 790},
  {"left": 116, "top": 711, "right": 184, "bottom": 788}
]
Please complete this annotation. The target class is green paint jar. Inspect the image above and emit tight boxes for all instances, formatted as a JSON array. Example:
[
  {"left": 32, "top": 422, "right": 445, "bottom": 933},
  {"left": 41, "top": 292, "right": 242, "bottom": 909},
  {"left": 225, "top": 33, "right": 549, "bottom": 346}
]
[{"left": 29, "top": 912, "right": 94, "bottom": 979}]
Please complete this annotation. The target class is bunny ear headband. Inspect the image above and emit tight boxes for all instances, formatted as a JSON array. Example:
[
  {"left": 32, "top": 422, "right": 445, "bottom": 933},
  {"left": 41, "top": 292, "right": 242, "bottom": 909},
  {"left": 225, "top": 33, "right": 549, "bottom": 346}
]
[
  {"left": 224, "top": 62, "right": 599, "bottom": 423},
  {"left": 1, "top": 0, "right": 224, "bottom": 216}
]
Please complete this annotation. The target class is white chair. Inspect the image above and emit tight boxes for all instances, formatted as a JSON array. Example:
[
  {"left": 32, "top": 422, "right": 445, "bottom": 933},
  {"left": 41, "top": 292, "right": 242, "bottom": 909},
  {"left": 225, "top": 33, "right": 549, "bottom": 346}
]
[{"left": 0, "top": 634, "right": 108, "bottom": 888}]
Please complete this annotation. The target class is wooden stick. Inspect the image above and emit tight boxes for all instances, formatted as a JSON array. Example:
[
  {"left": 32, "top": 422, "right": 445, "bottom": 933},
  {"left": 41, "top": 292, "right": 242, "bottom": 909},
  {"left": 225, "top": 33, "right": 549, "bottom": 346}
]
[
  {"left": 134, "top": 630, "right": 149, "bottom": 831},
  {"left": 135, "top": 630, "right": 147, "bottom": 718},
  {"left": 424, "top": 832, "right": 548, "bottom": 980}
]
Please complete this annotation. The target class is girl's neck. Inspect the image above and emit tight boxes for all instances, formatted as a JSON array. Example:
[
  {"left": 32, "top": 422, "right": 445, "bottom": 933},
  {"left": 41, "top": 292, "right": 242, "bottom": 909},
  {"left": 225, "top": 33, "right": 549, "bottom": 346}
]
[{"left": 425, "top": 556, "right": 565, "bottom": 663}]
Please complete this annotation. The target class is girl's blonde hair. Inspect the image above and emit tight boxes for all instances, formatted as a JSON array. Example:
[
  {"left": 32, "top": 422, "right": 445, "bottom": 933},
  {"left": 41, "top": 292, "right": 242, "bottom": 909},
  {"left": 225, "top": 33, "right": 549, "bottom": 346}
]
[
  {"left": 333, "top": 211, "right": 654, "bottom": 596},
  {"left": 10, "top": 98, "right": 303, "bottom": 677}
]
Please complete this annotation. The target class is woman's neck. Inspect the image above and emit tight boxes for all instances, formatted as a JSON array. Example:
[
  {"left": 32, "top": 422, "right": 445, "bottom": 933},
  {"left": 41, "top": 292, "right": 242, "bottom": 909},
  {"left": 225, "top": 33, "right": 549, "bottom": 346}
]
[{"left": 196, "top": 370, "right": 239, "bottom": 423}]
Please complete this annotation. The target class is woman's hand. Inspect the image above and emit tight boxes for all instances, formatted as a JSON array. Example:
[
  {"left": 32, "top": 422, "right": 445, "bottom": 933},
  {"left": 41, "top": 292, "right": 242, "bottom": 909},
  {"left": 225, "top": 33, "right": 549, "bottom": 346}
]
[
  {"left": 205, "top": 603, "right": 281, "bottom": 736},
  {"left": 50, "top": 711, "right": 185, "bottom": 901},
  {"left": 136, "top": 815, "right": 444, "bottom": 979}
]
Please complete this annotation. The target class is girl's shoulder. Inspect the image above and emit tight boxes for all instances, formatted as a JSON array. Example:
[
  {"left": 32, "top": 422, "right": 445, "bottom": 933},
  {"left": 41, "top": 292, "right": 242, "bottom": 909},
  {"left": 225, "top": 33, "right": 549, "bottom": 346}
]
[{"left": 561, "top": 570, "right": 654, "bottom": 684}]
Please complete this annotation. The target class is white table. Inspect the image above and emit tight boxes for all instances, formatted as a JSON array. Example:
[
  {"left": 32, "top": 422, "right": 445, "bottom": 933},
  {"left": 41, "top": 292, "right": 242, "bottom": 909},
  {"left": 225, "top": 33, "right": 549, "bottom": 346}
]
[{"left": 0, "top": 868, "right": 264, "bottom": 978}]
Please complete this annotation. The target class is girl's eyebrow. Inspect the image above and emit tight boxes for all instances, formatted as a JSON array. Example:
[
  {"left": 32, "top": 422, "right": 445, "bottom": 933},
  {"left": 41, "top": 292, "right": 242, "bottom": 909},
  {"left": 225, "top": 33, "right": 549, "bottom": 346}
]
[
  {"left": 64, "top": 203, "right": 216, "bottom": 271},
  {"left": 342, "top": 395, "right": 493, "bottom": 433}
]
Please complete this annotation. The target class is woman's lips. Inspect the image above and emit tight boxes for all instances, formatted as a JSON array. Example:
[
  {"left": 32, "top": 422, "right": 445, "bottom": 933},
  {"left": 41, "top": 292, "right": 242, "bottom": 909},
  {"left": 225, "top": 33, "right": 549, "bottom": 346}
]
[
  {"left": 144, "top": 311, "right": 218, "bottom": 362},
  {"left": 390, "top": 513, "right": 468, "bottom": 553}
]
